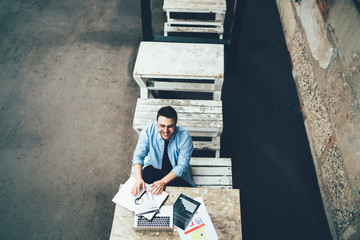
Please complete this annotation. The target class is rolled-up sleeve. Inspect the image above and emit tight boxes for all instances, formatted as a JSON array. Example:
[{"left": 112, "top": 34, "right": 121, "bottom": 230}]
[
  {"left": 171, "top": 133, "right": 193, "bottom": 177},
  {"left": 132, "top": 129, "right": 150, "bottom": 166}
]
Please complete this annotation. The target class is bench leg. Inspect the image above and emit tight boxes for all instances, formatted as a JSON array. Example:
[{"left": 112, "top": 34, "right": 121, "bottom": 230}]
[
  {"left": 213, "top": 77, "right": 224, "bottom": 100},
  {"left": 134, "top": 75, "right": 149, "bottom": 98},
  {"left": 213, "top": 136, "right": 221, "bottom": 158},
  {"left": 140, "top": 87, "right": 149, "bottom": 98},
  {"left": 213, "top": 91, "right": 221, "bottom": 100}
]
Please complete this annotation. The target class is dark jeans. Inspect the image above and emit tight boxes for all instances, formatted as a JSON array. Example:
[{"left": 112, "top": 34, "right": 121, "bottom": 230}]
[{"left": 142, "top": 165, "right": 192, "bottom": 187}]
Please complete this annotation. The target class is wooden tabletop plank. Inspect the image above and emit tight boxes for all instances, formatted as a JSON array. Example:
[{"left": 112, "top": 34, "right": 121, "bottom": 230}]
[
  {"left": 110, "top": 186, "right": 241, "bottom": 240},
  {"left": 133, "top": 42, "right": 224, "bottom": 79},
  {"left": 163, "top": 0, "right": 227, "bottom": 12}
]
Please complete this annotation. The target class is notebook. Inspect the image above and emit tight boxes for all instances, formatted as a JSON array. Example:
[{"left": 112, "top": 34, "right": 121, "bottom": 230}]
[
  {"left": 173, "top": 194, "right": 201, "bottom": 230},
  {"left": 133, "top": 205, "right": 173, "bottom": 231}
]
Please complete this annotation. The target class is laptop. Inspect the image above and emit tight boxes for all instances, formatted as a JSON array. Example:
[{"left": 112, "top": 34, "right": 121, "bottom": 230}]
[{"left": 133, "top": 206, "right": 173, "bottom": 231}]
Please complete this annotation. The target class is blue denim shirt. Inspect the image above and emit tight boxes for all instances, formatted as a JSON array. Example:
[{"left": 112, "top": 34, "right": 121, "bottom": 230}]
[{"left": 132, "top": 122, "right": 195, "bottom": 187}]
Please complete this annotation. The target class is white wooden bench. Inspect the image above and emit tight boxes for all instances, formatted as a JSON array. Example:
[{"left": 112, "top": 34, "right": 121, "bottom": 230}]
[
  {"left": 191, "top": 157, "right": 232, "bottom": 188},
  {"left": 133, "top": 98, "right": 223, "bottom": 157},
  {"left": 133, "top": 42, "right": 224, "bottom": 100},
  {"left": 163, "top": 0, "right": 227, "bottom": 39},
  {"left": 131, "top": 157, "right": 232, "bottom": 188}
]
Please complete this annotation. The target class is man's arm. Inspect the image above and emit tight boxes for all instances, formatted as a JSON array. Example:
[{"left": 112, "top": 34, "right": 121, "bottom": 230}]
[
  {"left": 131, "top": 163, "right": 145, "bottom": 196},
  {"left": 131, "top": 129, "right": 150, "bottom": 196},
  {"left": 150, "top": 171, "right": 177, "bottom": 195}
]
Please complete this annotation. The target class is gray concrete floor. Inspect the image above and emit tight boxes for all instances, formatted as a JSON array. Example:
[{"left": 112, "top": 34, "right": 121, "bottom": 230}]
[{"left": 0, "top": 1, "right": 142, "bottom": 239}]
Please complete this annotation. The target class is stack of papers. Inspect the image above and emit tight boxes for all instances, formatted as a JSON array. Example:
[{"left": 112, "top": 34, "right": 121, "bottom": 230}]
[{"left": 112, "top": 176, "right": 169, "bottom": 220}]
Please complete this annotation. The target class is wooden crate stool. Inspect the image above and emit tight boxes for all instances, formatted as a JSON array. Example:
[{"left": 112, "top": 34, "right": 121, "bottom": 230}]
[
  {"left": 191, "top": 157, "right": 232, "bottom": 188},
  {"left": 131, "top": 157, "right": 232, "bottom": 188},
  {"left": 133, "top": 98, "right": 223, "bottom": 157},
  {"left": 163, "top": 0, "right": 227, "bottom": 39},
  {"left": 133, "top": 42, "right": 224, "bottom": 100}
]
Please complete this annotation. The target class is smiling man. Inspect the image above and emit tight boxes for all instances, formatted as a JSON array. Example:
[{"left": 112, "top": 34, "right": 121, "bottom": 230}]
[{"left": 131, "top": 106, "right": 195, "bottom": 195}]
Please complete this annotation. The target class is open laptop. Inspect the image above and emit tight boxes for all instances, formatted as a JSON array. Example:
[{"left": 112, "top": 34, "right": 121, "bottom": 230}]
[{"left": 133, "top": 206, "right": 173, "bottom": 231}]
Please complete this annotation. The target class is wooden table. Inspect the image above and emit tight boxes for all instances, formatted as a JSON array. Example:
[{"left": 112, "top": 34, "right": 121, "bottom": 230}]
[
  {"left": 110, "top": 187, "right": 242, "bottom": 239},
  {"left": 133, "top": 42, "right": 224, "bottom": 100},
  {"left": 163, "top": 0, "right": 227, "bottom": 39}
]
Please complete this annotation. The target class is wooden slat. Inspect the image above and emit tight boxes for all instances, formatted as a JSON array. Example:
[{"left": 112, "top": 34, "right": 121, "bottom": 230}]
[
  {"left": 190, "top": 157, "right": 231, "bottom": 166},
  {"left": 194, "top": 185, "right": 232, "bottom": 189},
  {"left": 135, "top": 112, "right": 222, "bottom": 121},
  {"left": 193, "top": 176, "right": 232, "bottom": 185},
  {"left": 133, "top": 125, "right": 222, "bottom": 137},
  {"left": 193, "top": 141, "right": 220, "bottom": 150},
  {"left": 133, "top": 119, "right": 222, "bottom": 129},
  {"left": 136, "top": 104, "right": 222, "bottom": 114},
  {"left": 166, "top": 19, "right": 222, "bottom": 26},
  {"left": 137, "top": 98, "right": 222, "bottom": 107},
  {"left": 192, "top": 166, "right": 231, "bottom": 176},
  {"left": 148, "top": 81, "right": 214, "bottom": 92},
  {"left": 165, "top": 25, "right": 223, "bottom": 34}
]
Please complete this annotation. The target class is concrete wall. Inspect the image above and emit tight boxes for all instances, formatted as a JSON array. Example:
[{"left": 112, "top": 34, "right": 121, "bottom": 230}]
[{"left": 275, "top": 0, "right": 360, "bottom": 239}]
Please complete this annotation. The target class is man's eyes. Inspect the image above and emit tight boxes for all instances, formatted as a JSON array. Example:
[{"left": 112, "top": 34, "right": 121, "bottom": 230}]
[{"left": 160, "top": 125, "right": 175, "bottom": 128}]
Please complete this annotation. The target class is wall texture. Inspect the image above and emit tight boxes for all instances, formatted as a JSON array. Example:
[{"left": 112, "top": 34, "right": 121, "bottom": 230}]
[{"left": 276, "top": 0, "right": 360, "bottom": 239}]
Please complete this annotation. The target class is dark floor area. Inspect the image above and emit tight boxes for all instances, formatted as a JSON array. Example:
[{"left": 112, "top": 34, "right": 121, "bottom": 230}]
[{"left": 221, "top": 0, "right": 332, "bottom": 239}]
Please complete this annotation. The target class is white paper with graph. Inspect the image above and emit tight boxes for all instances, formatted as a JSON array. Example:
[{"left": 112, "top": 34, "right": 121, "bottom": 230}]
[
  {"left": 177, "top": 197, "right": 218, "bottom": 240},
  {"left": 112, "top": 176, "right": 168, "bottom": 220}
]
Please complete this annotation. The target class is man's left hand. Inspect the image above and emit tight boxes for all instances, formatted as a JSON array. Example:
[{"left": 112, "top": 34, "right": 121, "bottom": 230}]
[{"left": 150, "top": 180, "right": 166, "bottom": 195}]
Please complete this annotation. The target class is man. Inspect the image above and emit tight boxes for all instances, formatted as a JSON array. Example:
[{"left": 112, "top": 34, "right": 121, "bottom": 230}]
[{"left": 131, "top": 106, "right": 195, "bottom": 196}]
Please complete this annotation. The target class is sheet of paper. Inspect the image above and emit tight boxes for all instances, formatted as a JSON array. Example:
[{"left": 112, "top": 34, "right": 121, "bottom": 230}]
[
  {"left": 177, "top": 197, "right": 218, "bottom": 240},
  {"left": 112, "top": 176, "right": 168, "bottom": 220}
]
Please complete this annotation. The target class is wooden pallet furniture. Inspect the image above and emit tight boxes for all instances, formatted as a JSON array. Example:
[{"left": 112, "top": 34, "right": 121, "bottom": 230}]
[
  {"left": 110, "top": 186, "right": 242, "bottom": 240},
  {"left": 131, "top": 157, "right": 232, "bottom": 188},
  {"left": 133, "top": 42, "right": 224, "bottom": 100},
  {"left": 133, "top": 98, "right": 223, "bottom": 157},
  {"left": 163, "top": 0, "right": 227, "bottom": 39},
  {"left": 191, "top": 157, "right": 232, "bottom": 188}
]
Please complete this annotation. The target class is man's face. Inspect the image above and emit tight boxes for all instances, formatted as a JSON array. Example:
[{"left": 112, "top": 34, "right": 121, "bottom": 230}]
[{"left": 157, "top": 116, "right": 176, "bottom": 140}]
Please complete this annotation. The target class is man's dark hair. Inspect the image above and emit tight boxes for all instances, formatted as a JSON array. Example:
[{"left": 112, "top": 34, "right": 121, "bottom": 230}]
[{"left": 157, "top": 106, "right": 177, "bottom": 123}]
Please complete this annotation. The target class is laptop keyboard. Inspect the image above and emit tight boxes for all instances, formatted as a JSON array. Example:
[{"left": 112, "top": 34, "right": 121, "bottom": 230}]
[{"left": 137, "top": 216, "right": 171, "bottom": 228}]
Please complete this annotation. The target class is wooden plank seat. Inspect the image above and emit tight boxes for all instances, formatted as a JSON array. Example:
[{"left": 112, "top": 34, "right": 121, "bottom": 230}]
[
  {"left": 132, "top": 42, "right": 224, "bottom": 100},
  {"left": 133, "top": 98, "right": 223, "bottom": 157},
  {"left": 133, "top": 98, "right": 223, "bottom": 137},
  {"left": 131, "top": 157, "right": 232, "bottom": 188},
  {"left": 191, "top": 157, "right": 232, "bottom": 188},
  {"left": 164, "top": 23, "right": 224, "bottom": 38},
  {"left": 163, "top": 0, "right": 227, "bottom": 39}
]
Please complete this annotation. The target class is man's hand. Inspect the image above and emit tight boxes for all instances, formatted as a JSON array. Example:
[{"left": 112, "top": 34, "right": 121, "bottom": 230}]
[
  {"left": 150, "top": 179, "right": 166, "bottom": 195},
  {"left": 131, "top": 178, "right": 145, "bottom": 196}
]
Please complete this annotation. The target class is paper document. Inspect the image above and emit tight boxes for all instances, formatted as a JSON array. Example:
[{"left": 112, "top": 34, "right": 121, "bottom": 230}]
[
  {"left": 112, "top": 176, "right": 168, "bottom": 220},
  {"left": 177, "top": 197, "right": 218, "bottom": 240}
]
